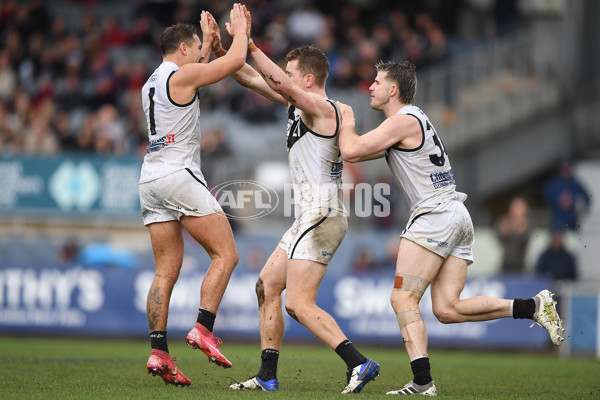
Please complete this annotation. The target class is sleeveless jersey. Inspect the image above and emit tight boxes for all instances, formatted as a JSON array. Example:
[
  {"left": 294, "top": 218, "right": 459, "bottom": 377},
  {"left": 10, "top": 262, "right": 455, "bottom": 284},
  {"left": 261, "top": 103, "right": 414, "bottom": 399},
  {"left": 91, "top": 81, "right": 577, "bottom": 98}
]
[
  {"left": 385, "top": 104, "right": 464, "bottom": 211},
  {"left": 287, "top": 99, "right": 345, "bottom": 217},
  {"left": 139, "top": 61, "right": 205, "bottom": 184}
]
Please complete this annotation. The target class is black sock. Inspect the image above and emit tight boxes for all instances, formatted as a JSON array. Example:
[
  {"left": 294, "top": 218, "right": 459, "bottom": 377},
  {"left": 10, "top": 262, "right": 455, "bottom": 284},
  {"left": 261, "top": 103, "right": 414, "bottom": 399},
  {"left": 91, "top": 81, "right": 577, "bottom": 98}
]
[
  {"left": 196, "top": 308, "right": 216, "bottom": 332},
  {"left": 335, "top": 340, "right": 368, "bottom": 370},
  {"left": 257, "top": 349, "right": 279, "bottom": 381},
  {"left": 150, "top": 330, "right": 169, "bottom": 353},
  {"left": 411, "top": 357, "right": 432, "bottom": 385},
  {"left": 513, "top": 298, "right": 536, "bottom": 319}
]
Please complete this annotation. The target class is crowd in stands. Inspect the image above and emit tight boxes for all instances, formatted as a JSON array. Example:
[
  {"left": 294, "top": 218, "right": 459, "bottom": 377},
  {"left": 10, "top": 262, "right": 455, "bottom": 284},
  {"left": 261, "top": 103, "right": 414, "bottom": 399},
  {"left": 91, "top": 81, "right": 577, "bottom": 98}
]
[
  {"left": 491, "top": 158, "right": 591, "bottom": 281},
  {"left": 0, "top": 0, "right": 523, "bottom": 157}
]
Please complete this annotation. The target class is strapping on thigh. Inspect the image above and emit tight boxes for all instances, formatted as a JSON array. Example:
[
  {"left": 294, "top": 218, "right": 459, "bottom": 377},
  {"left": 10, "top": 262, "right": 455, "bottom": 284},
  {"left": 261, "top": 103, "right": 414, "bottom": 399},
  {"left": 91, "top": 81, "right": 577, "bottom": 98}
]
[
  {"left": 396, "top": 308, "right": 423, "bottom": 329},
  {"left": 393, "top": 274, "right": 430, "bottom": 296}
]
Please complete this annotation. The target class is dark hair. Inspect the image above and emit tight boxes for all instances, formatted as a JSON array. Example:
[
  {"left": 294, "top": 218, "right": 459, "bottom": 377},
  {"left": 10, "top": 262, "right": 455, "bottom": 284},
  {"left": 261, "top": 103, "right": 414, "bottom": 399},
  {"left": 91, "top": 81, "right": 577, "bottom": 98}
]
[
  {"left": 375, "top": 60, "right": 417, "bottom": 104},
  {"left": 159, "top": 22, "right": 198, "bottom": 56},
  {"left": 286, "top": 46, "right": 329, "bottom": 87}
]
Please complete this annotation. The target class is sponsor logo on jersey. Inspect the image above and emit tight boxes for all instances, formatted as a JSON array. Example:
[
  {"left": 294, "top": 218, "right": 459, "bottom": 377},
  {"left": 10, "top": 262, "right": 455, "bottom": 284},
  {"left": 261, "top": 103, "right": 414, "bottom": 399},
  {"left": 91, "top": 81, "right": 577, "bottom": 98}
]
[
  {"left": 331, "top": 161, "right": 343, "bottom": 180},
  {"left": 147, "top": 134, "right": 175, "bottom": 152},
  {"left": 430, "top": 169, "right": 455, "bottom": 189}
]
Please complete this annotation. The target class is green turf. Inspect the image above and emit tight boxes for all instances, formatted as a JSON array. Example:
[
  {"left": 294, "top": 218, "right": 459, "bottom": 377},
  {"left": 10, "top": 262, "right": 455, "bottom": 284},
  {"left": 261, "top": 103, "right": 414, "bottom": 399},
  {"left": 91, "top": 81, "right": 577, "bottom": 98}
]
[{"left": 0, "top": 336, "right": 598, "bottom": 399}]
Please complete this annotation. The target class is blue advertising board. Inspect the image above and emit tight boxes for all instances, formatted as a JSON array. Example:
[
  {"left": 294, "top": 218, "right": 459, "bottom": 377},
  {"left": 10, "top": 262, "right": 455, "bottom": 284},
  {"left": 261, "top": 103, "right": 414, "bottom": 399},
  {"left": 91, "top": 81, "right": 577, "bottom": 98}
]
[
  {"left": 0, "top": 266, "right": 553, "bottom": 349},
  {"left": 0, "top": 156, "right": 142, "bottom": 217},
  {"left": 566, "top": 294, "right": 598, "bottom": 353}
]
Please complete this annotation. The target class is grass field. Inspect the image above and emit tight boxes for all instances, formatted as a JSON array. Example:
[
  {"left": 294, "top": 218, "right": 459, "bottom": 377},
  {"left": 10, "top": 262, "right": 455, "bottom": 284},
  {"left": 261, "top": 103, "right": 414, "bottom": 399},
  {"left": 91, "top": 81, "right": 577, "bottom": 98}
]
[{"left": 1, "top": 336, "right": 598, "bottom": 399}]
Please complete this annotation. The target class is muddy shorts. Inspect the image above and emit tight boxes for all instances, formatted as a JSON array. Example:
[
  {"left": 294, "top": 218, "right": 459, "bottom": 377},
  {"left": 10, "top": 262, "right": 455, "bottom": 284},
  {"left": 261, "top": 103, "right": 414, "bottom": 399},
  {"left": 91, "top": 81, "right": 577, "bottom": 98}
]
[
  {"left": 401, "top": 199, "right": 474, "bottom": 265},
  {"left": 139, "top": 168, "right": 222, "bottom": 226},
  {"left": 279, "top": 208, "right": 348, "bottom": 265}
]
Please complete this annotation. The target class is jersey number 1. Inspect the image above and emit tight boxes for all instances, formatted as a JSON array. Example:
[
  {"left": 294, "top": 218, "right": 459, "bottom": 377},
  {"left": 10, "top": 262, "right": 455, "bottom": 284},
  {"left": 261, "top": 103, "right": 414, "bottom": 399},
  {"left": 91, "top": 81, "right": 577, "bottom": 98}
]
[
  {"left": 427, "top": 120, "right": 446, "bottom": 166},
  {"left": 149, "top": 87, "right": 157, "bottom": 135}
]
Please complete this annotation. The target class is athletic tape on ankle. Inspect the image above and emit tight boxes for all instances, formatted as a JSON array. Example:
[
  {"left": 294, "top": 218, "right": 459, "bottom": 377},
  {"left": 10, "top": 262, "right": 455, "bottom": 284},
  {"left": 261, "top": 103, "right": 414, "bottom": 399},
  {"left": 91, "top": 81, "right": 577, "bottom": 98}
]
[
  {"left": 397, "top": 308, "right": 423, "bottom": 329},
  {"left": 393, "top": 274, "right": 430, "bottom": 296}
]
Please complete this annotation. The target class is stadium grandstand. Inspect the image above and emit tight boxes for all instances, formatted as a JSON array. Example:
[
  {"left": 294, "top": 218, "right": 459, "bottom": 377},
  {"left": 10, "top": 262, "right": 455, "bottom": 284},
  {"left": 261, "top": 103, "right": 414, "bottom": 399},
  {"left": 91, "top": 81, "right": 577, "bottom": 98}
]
[{"left": 0, "top": 0, "right": 599, "bottom": 357}]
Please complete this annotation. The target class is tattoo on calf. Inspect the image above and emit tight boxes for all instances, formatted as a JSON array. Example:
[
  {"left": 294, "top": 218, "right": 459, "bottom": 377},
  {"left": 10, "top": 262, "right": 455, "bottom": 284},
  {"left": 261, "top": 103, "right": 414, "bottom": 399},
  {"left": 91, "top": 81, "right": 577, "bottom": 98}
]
[{"left": 147, "top": 287, "right": 164, "bottom": 331}]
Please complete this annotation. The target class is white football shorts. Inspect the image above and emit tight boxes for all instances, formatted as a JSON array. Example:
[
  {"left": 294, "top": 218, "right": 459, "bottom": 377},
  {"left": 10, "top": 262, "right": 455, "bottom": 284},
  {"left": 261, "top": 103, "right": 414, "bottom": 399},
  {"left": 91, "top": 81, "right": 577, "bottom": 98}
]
[
  {"left": 139, "top": 168, "right": 222, "bottom": 226},
  {"left": 279, "top": 208, "right": 347, "bottom": 265},
  {"left": 401, "top": 199, "right": 474, "bottom": 264}
]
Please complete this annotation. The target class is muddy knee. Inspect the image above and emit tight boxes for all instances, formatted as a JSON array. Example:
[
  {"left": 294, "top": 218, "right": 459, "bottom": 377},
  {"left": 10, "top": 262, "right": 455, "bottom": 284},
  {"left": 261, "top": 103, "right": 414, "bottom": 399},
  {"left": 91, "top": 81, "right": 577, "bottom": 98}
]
[
  {"left": 255, "top": 278, "right": 265, "bottom": 307},
  {"left": 284, "top": 305, "right": 299, "bottom": 322}
]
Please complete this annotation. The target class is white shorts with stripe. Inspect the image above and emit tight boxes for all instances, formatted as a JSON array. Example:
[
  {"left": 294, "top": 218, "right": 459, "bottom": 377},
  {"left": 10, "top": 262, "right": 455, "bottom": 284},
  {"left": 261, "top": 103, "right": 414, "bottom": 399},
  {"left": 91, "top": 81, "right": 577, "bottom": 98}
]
[
  {"left": 278, "top": 208, "right": 347, "bottom": 265},
  {"left": 139, "top": 168, "right": 222, "bottom": 226},
  {"left": 401, "top": 198, "right": 474, "bottom": 265}
]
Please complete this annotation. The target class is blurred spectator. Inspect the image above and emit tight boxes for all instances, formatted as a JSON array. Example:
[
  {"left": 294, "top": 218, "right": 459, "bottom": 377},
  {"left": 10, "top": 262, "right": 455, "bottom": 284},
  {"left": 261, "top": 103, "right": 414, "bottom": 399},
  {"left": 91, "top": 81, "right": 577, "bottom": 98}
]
[
  {"left": 87, "top": 50, "right": 116, "bottom": 108},
  {"left": 23, "top": 100, "right": 60, "bottom": 156},
  {"left": 101, "top": 16, "right": 130, "bottom": 48},
  {"left": 415, "top": 12, "right": 448, "bottom": 65},
  {"left": 76, "top": 113, "right": 97, "bottom": 152},
  {"left": 129, "top": 17, "right": 155, "bottom": 46},
  {"left": 0, "top": 101, "right": 19, "bottom": 153},
  {"left": 200, "top": 126, "right": 233, "bottom": 185},
  {"left": 53, "top": 110, "right": 79, "bottom": 152},
  {"left": 351, "top": 247, "right": 377, "bottom": 275},
  {"left": 535, "top": 231, "right": 577, "bottom": 281},
  {"left": 0, "top": 0, "right": 486, "bottom": 161},
  {"left": 94, "top": 103, "right": 126, "bottom": 154},
  {"left": 58, "top": 239, "right": 80, "bottom": 268},
  {"left": 495, "top": 196, "right": 530, "bottom": 274},
  {"left": 0, "top": 50, "right": 16, "bottom": 101},
  {"left": 287, "top": 4, "right": 326, "bottom": 45},
  {"left": 543, "top": 158, "right": 591, "bottom": 231},
  {"left": 375, "top": 236, "right": 400, "bottom": 271},
  {"left": 55, "top": 74, "right": 87, "bottom": 112}
]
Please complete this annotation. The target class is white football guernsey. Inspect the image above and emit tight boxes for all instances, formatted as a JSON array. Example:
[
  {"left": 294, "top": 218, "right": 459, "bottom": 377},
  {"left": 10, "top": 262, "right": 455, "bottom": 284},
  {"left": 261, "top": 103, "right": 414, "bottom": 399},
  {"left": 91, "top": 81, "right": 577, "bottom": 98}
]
[
  {"left": 286, "top": 99, "right": 346, "bottom": 217},
  {"left": 139, "top": 61, "right": 206, "bottom": 184},
  {"left": 387, "top": 105, "right": 473, "bottom": 263},
  {"left": 385, "top": 104, "right": 466, "bottom": 212}
]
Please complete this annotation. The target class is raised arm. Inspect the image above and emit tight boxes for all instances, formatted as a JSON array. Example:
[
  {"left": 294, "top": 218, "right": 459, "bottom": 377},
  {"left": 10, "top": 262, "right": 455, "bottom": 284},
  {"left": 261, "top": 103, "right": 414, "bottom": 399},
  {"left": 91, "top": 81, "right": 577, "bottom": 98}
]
[
  {"left": 171, "top": 3, "right": 248, "bottom": 92},
  {"left": 207, "top": 9, "right": 286, "bottom": 105},
  {"left": 236, "top": 7, "right": 332, "bottom": 120},
  {"left": 337, "top": 102, "right": 421, "bottom": 163},
  {"left": 248, "top": 47, "right": 332, "bottom": 118}
]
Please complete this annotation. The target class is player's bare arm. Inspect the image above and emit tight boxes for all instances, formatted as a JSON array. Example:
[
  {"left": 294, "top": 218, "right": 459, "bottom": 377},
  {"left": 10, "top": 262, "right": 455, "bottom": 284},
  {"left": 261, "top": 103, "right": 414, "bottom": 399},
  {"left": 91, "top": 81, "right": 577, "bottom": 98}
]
[
  {"left": 238, "top": 4, "right": 335, "bottom": 131},
  {"left": 250, "top": 50, "right": 336, "bottom": 129},
  {"left": 235, "top": 63, "right": 288, "bottom": 105},
  {"left": 337, "top": 102, "right": 421, "bottom": 163},
  {"left": 169, "top": 3, "right": 248, "bottom": 104},
  {"left": 210, "top": 8, "right": 286, "bottom": 105}
]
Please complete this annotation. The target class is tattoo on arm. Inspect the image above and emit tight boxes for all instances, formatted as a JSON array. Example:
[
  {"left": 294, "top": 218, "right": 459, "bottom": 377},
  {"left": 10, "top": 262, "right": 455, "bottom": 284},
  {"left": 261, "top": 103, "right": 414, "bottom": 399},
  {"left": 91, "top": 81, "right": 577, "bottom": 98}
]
[{"left": 258, "top": 70, "right": 281, "bottom": 86}]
